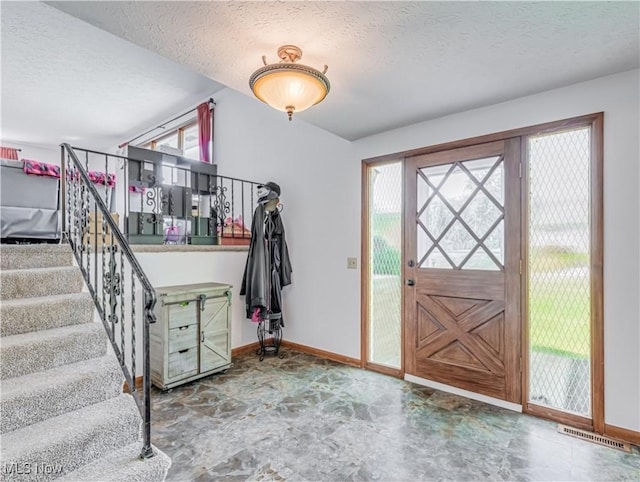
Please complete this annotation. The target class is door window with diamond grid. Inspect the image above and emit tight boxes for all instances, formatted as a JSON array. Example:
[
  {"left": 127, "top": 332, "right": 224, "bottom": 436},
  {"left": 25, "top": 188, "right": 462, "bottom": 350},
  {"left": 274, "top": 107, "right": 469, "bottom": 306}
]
[
  {"left": 368, "top": 162, "right": 402, "bottom": 368},
  {"left": 527, "top": 127, "right": 592, "bottom": 416},
  {"left": 417, "top": 156, "right": 504, "bottom": 270}
]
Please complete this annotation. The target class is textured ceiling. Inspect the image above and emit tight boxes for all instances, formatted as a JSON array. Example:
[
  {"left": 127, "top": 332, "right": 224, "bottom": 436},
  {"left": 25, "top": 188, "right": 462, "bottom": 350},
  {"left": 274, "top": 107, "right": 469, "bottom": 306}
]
[
  {"left": 2, "top": 3, "right": 638, "bottom": 146},
  {"left": 1, "top": 2, "right": 225, "bottom": 149},
  {"left": 46, "top": 1, "right": 640, "bottom": 141}
]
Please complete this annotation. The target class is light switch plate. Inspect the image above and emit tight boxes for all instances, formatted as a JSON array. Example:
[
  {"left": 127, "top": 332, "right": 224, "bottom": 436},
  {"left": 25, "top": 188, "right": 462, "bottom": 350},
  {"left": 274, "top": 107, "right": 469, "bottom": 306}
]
[{"left": 347, "top": 257, "right": 358, "bottom": 269}]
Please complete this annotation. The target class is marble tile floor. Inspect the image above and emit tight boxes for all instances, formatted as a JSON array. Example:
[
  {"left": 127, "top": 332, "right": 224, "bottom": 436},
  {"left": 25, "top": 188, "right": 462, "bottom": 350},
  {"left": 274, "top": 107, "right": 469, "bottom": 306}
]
[{"left": 151, "top": 351, "right": 639, "bottom": 482}]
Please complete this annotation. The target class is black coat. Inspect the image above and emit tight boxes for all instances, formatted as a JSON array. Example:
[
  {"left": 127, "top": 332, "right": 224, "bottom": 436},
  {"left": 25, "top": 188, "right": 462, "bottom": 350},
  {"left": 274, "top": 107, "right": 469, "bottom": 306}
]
[{"left": 240, "top": 204, "right": 292, "bottom": 322}]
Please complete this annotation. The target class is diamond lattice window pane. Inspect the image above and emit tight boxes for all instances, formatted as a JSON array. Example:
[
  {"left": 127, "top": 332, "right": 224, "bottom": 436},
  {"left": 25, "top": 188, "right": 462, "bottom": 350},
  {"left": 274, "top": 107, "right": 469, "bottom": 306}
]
[
  {"left": 483, "top": 161, "right": 504, "bottom": 205},
  {"left": 527, "top": 127, "right": 592, "bottom": 417},
  {"left": 369, "top": 163, "right": 402, "bottom": 369},
  {"left": 417, "top": 224, "right": 433, "bottom": 264},
  {"left": 483, "top": 219, "right": 505, "bottom": 266},
  {"left": 419, "top": 196, "right": 453, "bottom": 240},
  {"left": 460, "top": 191, "right": 502, "bottom": 240},
  {"left": 461, "top": 249, "right": 499, "bottom": 271},
  {"left": 439, "top": 220, "right": 476, "bottom": 268},
  {"left": 419, "top": 164, "right": 451, "bottom": 189},
  {"left": 423, "top": 246, "right": 454, "bottom": 269},
  {"left": 462, "top": 156, "right": 501, "bottom": 181},
  {"left": 417, "top": 172, "right": 430, "bottom": 215},
  {"left": 460, "top": 219, "right": 504, "bottom": 271},
  {"left": 438, "top": 165, "right": 474, "bottom": 212}
]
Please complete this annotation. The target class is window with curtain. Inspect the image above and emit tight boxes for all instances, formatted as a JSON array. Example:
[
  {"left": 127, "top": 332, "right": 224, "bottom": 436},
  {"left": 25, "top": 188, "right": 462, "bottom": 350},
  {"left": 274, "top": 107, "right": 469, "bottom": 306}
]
[
  {"left": 136, "top": 115, "right": 210, "bottom": 162},
  {"left": 135, "top": 102, "right": 213, "bottom": 162}
]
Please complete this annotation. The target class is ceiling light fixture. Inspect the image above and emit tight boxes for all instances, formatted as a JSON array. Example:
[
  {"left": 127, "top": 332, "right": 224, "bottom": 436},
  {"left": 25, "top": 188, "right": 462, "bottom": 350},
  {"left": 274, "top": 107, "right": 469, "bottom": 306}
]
[{"left": 249, "top": 45, "right": 330, "bottom": 121}]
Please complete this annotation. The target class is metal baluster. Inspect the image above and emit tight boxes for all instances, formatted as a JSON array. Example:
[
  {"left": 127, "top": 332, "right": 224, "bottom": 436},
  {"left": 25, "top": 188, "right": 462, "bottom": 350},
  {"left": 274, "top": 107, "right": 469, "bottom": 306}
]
[
  {"left": 124, "top": 157, "right": 130, "bottom": 240},
  {"left": 131, "top": 274, "right": 136, "bottom": 390},
  {"left": 168, "top": 167, "right": 174, "bottom": 217},
  {"left": 86, "top": 180, "right": 91, "bottom": 290},
  {"left": 101, "top": 213, "right": 106, "bottom": 324},
  {"left": 73, "top": 166, "right": 80, "bottom": 248},
  {"left": 209, "top": 176, "right": 215, "bottom": 243},
  {"left": 141, "top": 289, "right": 153, "bottom": 459},
  {"left": 231, "top": 180, "right": 235, "bottom": 238},
  {"left": 195, "top": 171, "right": 200, "bottom": 237},
  {"left": 105, "top": 154, "right": 109, "bottom": 211},
  {"left": 139, "top": 170, "right": 144, "bottom": 235},
  {"left": 94, "top": 204, "right": 98, "bottom": 298},
  {"left": 109, "top": 235, "right": 116, "bottom": 343},
  {"left": 241, "top": 181, "right": 245, "bottom": 240},
  {"left": 66, "top": 157, "right": 71, "bottom": 240},
  {"left": 77, "top": 181, "right": 84, "bottom": 274},
  {"left": 120, "top": 247, "right": 125, "bottom": 366}
]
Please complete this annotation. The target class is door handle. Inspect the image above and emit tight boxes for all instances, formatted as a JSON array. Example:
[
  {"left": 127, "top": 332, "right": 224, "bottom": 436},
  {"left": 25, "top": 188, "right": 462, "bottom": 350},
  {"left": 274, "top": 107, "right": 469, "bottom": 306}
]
[
  {"left": 407, "top": 279, "right": 415, "bottom": 286},
  {"left": 408, "top": 260, "right": 415, "bottom": 267}
]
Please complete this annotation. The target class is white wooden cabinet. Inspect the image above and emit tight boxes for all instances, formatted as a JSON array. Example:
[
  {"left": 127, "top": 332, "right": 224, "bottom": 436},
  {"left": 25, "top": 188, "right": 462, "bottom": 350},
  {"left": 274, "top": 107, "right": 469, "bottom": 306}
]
[{"left": 150, "top": 282, "right": 232, "bottom": 390}]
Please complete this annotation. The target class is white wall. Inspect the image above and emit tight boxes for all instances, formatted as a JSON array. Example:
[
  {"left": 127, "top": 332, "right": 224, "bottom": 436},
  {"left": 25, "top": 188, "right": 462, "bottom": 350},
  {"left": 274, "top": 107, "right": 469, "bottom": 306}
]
[
  {"left": 353, "top": 69, "right": 640, "bottom": 432},
  {"left": 212, "top": 87, "right": 360, "bottom": 358},
  {"left": 136, "top": 251, "right": 253, "bottom": 348}
]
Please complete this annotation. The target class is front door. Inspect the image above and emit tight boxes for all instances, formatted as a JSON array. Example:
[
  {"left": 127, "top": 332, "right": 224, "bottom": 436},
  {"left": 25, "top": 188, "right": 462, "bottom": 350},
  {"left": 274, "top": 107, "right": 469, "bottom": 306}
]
[{"left": 404, "top": 139, "right": 521, "bottom": 403}]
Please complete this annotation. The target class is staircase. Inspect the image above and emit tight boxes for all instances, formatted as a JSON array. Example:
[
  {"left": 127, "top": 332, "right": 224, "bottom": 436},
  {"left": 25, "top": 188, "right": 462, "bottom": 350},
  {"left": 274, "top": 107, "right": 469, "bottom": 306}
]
[{"left": 0, "top": 244, "right": 171, "bottom": 481}]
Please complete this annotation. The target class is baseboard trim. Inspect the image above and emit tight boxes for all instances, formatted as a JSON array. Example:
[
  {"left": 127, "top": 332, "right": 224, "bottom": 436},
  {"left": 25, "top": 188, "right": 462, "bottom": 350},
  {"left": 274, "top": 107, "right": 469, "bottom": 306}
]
[
  {"left": 231, "top": 342, "right": 261, "bottom": 357},
  {"left": 405, "top": 373, "right": 523, "bottom": 412},
  {"left": 605, "top": 424, "right": 640, "bottom": 445},
  {"left": 280, "top": 340, "right": 362, "bottom": 368}
]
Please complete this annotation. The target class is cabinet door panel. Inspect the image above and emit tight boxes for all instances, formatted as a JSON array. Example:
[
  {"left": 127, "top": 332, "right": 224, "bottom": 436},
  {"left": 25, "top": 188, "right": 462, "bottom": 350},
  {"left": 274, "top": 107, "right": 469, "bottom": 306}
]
[
  {"left": 201, "top": 297, "right": 230, "bottom": 372},
  {"left": 201, "top": 332, "right": 229, "bottom": 372}
]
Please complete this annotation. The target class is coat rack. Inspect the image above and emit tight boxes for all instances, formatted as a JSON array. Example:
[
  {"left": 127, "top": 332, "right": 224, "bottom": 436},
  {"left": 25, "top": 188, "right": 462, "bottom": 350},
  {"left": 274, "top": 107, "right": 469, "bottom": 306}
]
[
  {"left": 241, "top": 183, "right": 292, "bottom": 362},
  {"left": 256, "top": 208, "right": 284, "bottom": 361}
]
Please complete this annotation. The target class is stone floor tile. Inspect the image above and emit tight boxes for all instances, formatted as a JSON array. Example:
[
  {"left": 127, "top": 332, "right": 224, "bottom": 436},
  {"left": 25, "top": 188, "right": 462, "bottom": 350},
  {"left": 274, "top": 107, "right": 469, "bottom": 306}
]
[{"left": 151, "top": 350, "right": 639, "bottom": 481}]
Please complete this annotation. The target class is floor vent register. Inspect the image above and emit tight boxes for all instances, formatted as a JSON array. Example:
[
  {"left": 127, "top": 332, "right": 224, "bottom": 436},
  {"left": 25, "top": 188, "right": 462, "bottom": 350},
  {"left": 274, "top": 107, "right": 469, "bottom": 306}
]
[{"left": 557, "top": 424, "right": 631, "bottom": 453}]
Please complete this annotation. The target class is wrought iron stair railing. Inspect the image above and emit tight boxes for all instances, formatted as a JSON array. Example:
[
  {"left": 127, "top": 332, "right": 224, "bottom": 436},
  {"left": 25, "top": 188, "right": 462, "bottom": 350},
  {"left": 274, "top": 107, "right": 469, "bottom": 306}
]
[
  {"left": 60, "top": 144, "right": 156, "bottom": 459},
  {"left": 68, "top": 146, "right": 260, "bottom": 246}
]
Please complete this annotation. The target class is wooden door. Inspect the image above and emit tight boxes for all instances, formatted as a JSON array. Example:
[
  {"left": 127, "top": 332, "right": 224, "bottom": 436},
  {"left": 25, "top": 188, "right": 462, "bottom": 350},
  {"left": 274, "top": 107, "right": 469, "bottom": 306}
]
[
  {"left": 200, "top": 295, "right": 231, "bottom": 372},
  {"left": 404, "top": 139, "right": 521, "bottom": 403}
]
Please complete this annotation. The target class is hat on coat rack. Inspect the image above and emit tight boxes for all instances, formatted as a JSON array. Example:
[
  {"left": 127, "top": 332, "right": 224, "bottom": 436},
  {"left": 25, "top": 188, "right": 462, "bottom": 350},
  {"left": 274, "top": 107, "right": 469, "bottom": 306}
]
[{"left": 257, "top": 181, "right": 281, "bottom": 203}]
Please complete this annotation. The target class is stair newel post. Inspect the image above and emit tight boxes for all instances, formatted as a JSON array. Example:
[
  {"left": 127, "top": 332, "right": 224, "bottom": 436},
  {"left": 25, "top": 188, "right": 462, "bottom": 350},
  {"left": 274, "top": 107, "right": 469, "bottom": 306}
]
[
  {"left": 60, "top": 145, "right": 67, "bottom": 240},
  {"left": 140, "top": 288, "right": 156, "bottom": 459}
]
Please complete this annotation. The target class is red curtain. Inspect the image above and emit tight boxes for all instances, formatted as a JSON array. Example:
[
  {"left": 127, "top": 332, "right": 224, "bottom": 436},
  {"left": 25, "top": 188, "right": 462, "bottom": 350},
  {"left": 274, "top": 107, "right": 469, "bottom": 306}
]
[
  {"left": 197, "top": 102, "right": 212, "bottom": 163},
  {"left": 0, "top": 146, "right": 19, "bottom": 160}
]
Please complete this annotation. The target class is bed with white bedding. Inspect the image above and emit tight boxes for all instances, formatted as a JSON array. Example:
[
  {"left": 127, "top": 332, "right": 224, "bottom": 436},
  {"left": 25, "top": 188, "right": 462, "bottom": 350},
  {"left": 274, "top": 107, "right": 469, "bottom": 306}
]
[{"left": 0, "top": 158, "right": 60, "bottom": 240}]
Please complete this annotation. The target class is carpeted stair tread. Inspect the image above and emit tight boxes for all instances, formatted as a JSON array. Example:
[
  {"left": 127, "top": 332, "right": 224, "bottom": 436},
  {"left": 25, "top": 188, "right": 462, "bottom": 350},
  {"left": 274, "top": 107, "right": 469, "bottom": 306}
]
[
  {"left": 1, "top": 353, "right": 124, "bottom": 434},
  {"left": 0, "top": 266, "right": 83, "bottom": 300},
  {"left": 58, "top": 443, "right": 171, "bottom": 482},
  {"left": 0, "top": 244, "right": 171, "bottom": 480},
  {"left": 0, "top": 292, "right": 94, "bottom": 337},
  {"left": 0, "top": 394, "right": 141, "bottom": 482},
  {"left": 0, "top": 322, "right": 106, "bottom": 380},
  {"left": 0, "top": 244, "right": 72, "bottom": 270}
]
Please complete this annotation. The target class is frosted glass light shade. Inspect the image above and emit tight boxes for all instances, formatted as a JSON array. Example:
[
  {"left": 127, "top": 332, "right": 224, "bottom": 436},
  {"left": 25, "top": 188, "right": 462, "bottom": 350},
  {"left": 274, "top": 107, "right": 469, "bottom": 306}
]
[
  {"left": 249, "top": 49, "right": 330, "bottom": 121},
  {"left": 252, "top": 69, "right": 327, "bottom": 114}
]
